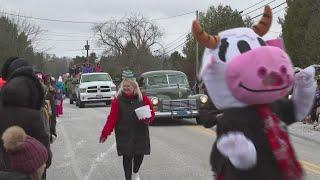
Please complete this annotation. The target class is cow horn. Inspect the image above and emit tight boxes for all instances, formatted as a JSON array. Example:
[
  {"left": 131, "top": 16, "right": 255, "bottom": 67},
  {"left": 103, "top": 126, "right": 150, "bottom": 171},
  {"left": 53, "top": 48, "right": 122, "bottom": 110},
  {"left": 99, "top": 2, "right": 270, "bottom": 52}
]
[
  {"left": 252, "top": 5, "right": 273, "bottom": 36},
  {"left": 192, "top": 20, "right": 219, "bottom": 49}
]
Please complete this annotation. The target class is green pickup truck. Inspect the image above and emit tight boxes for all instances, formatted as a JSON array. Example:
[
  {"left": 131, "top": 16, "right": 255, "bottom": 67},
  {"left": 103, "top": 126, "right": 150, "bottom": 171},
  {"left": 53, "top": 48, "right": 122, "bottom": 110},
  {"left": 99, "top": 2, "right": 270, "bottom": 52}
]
[{"left": 138, "top": 70, "right": 209, "bottom": 124}]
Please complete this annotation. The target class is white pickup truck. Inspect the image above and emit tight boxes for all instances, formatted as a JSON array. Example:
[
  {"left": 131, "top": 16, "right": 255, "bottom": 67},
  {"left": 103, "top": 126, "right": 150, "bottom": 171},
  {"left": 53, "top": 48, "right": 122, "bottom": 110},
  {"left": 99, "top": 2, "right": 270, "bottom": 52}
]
[{"left": 75, "top": 72, "right": 117, "bottom": 108}]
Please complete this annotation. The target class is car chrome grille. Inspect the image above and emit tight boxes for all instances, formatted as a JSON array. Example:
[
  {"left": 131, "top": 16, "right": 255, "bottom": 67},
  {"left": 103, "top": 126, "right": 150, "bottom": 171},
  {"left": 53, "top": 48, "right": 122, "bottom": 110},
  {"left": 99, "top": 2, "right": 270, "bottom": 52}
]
[{"left": 161, "top": 99, "right": 197, "bottom": 111}]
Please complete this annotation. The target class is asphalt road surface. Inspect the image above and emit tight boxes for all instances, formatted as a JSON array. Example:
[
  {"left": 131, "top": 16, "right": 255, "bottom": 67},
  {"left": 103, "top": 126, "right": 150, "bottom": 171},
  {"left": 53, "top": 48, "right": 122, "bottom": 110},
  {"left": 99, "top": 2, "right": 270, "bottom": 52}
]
[{"left": 47, "top": 101, "right": 320, "bottom": 180}]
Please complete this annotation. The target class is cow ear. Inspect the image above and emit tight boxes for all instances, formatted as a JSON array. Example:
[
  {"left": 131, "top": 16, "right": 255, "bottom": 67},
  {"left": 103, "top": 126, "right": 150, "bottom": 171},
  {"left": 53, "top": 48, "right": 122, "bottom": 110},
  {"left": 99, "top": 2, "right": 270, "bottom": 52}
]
[{"left": 265, "top": 38, "right": 285, "bottom": 50}]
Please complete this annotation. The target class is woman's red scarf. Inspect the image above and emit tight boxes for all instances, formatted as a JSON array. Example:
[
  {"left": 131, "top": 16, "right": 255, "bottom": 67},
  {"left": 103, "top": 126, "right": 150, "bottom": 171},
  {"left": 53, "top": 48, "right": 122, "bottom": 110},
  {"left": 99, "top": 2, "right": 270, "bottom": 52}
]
[{"left": 254, "top": 104, "right": 302, "bottom": 180}]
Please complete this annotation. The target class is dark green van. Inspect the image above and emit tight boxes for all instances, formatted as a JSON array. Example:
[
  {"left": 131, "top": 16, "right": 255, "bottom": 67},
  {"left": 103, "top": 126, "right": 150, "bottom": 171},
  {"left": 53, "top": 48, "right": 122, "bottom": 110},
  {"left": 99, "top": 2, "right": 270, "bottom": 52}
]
[{"left": 138, "top": 70, "right": 208, "bottom": 124}]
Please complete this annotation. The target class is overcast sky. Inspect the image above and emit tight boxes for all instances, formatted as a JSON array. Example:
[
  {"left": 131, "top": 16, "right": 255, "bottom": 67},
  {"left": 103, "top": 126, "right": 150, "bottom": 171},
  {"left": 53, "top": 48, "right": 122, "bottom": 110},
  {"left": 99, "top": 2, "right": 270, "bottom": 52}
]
[{"left": 0, "top": 0, "right": 287, "bottom": 58}]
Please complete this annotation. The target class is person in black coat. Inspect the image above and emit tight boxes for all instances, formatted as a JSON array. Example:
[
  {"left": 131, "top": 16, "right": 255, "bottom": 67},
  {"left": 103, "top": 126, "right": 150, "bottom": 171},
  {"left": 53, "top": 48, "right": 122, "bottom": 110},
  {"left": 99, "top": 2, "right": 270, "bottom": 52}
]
[{"left": 0, "top": 57, "right": 52, "bottom": 171}]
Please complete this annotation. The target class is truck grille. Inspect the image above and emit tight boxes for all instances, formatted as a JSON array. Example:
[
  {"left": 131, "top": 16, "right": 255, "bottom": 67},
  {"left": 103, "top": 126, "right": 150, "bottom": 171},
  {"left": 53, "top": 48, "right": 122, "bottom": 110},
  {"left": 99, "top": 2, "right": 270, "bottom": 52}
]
[
  {"left": 86, "top": 85, "right": 110, "bottom": 93},
  {"left": 161, "top": 99, "right": 197, "bottom": 111},
  {"left": 87, "top": 90, "right": 97, "bottom": 93}
]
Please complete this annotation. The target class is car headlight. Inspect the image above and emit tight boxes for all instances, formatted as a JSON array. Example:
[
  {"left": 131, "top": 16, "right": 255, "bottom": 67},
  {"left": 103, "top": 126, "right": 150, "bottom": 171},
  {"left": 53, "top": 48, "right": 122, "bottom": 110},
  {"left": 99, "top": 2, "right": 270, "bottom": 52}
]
[
  {"left": 79, "top": 88, "right": 86, "bottom": 93},
  {"left": 151, "top": 97, "right": 159, "bottom": 105},
  {"left": 200, "top": 95, "right": 208, "bottom": 104},
  {"left": 111, "top": 86, "right": 117, "bottom": 91}
]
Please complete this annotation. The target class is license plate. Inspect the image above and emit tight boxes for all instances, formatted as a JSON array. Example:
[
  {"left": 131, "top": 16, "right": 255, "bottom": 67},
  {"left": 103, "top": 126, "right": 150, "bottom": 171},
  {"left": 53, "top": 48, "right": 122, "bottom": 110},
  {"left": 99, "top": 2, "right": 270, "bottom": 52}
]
[
  {"left": 177, "top": 110, "right": 188, "bottom": 116},
  {"left": 96, "top": 95, "right": 103, "bottom": 99}
]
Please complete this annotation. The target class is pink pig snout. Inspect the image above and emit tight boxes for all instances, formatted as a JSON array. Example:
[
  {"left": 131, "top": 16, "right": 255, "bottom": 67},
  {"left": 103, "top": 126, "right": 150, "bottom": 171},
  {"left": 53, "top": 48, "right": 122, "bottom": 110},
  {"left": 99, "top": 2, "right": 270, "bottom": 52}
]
[{"left": 261, "top": 71, "right": 284, "bottom": 86}]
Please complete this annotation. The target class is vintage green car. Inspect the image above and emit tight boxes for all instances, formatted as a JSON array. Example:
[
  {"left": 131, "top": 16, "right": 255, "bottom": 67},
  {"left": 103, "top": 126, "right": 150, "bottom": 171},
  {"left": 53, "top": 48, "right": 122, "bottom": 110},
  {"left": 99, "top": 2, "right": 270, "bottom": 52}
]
[{"left": 138, "top": 70, "right": 209, "bottom": 124}]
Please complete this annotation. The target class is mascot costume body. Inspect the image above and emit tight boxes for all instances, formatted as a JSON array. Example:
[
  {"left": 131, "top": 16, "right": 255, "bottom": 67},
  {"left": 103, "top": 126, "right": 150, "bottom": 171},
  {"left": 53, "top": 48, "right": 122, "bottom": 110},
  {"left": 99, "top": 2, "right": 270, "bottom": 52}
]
[{"left": 192, "top": 6, "right": 316, "bottom": 180}]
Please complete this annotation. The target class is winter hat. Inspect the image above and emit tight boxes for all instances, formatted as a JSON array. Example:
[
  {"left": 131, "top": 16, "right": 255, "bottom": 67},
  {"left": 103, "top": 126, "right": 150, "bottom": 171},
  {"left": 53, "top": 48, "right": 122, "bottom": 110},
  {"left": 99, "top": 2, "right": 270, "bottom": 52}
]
[
  {"left": 58, "top": 76, "right": 63, "bottom": 82},
  {"left": 2, "top": 126, "right": 48, "bottom": 174},
  {"left": 1, "top": 66, "right": 45, "bottom": 110},
  {"left": 1, "top": 57, "right": 29, "bottom": 80}
]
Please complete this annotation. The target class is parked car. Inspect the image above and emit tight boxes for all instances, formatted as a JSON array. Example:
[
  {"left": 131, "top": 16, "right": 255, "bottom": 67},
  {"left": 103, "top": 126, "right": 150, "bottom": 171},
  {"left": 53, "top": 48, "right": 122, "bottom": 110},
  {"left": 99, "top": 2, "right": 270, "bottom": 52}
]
[
  {"left": 75, "top": 72, "right": 117, "bottom": 108},
  {"left": 138, "top": 70, "right": 208, "bottom": 124}
]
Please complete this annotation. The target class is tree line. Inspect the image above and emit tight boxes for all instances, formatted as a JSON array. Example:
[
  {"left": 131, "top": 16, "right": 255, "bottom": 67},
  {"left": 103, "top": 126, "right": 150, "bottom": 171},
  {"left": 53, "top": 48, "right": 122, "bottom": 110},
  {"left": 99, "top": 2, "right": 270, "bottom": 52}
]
[{"left": 0, "top": 15, "right": 71, "bottom": 77}]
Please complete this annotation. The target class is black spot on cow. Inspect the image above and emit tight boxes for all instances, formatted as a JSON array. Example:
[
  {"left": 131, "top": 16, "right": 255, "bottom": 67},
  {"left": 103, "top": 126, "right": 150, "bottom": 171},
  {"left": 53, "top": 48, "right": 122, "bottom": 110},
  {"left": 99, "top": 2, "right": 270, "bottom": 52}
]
[
  {"left": 257, "top": 37, "right": 266, "bottom": 46},
  {"left": 218, "top": 38, "right": 229, "bottom": 62},
  {"left": 237, "top": 40, "right": 251, "bottom": 53}
]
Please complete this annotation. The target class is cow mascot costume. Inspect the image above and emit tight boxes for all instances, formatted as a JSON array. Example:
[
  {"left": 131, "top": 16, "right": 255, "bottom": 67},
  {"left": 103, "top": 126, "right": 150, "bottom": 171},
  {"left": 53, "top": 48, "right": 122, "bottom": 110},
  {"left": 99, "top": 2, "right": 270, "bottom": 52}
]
[{"left": 192, "top": 5, "right": 316, "bottom": 180}]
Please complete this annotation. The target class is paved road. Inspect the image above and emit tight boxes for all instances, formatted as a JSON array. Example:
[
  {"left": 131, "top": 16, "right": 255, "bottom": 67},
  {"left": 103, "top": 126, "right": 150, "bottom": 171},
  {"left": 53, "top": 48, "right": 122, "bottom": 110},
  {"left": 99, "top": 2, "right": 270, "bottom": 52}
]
[{"left": 47, "top": 101, "right": 320, "bottom": 180}]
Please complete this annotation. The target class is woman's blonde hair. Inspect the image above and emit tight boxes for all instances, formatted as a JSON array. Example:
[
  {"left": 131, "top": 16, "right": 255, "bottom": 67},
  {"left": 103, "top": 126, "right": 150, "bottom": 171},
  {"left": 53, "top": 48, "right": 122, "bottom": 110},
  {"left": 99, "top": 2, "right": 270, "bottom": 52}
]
[{"left": 116, "top": 79, "right": 143, "bottom": 101}]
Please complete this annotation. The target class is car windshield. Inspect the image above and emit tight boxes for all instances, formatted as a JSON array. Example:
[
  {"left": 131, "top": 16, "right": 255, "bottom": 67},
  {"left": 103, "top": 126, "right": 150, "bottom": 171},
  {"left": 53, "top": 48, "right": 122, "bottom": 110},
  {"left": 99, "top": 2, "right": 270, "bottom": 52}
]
[
  {"left": 147, "top": 75, "right": 168, "bottom": 86},
  {"left": 147, "top": 74, "right": 188, "bottom": 87},
  {"left": 168, "top": 74, "right": 188, "bottom": 85},
  {"left": 81, "top": 74, "right": 111, "bottom": 83}
]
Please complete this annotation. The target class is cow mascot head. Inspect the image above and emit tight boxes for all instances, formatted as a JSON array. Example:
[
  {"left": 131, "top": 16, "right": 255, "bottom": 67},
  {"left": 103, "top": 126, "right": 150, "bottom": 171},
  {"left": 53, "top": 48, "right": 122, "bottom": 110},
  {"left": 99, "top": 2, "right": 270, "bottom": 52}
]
[{"left": 193, "top": 6, "right": 316, "bottom": 180}]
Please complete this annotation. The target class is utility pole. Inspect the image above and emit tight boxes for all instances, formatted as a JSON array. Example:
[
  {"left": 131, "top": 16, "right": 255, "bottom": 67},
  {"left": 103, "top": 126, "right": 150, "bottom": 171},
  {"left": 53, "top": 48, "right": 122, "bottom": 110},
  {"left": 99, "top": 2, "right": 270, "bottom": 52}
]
[
  {"left": 195, "top": 10, "right": 199, "bottom": 94},
  {"left": 84, "top": 40, "right": 90, "bottom": 61}
]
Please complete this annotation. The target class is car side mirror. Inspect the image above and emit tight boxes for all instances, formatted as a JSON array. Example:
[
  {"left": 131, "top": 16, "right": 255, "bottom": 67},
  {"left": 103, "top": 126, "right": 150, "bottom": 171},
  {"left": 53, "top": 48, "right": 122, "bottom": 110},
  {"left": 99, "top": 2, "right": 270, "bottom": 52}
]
[{"left": 138, "top": 77, "right": 144, "bottom": 88}]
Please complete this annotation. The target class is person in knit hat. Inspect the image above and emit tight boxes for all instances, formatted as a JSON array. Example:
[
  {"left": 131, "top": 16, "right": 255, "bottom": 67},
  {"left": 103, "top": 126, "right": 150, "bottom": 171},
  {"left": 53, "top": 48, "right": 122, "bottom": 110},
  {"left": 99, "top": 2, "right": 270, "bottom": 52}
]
[{"left": 0, "top": 126, "right": 48, "bottom": 180}]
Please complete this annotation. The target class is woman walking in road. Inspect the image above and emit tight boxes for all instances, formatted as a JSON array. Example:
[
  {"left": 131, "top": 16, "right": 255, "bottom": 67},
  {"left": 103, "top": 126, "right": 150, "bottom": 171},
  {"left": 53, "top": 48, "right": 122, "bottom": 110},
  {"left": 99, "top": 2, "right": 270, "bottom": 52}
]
[{"left": 99, "top": 79, "right": 155, "bottom": 180}]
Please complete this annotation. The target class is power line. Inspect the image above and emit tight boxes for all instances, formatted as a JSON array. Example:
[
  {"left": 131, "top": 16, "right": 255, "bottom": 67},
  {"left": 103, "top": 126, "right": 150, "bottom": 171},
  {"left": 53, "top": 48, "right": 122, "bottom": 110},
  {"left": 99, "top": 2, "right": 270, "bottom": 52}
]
[
  {"left": 0, "top": 11, "right": 99, "bottom": 24},
  {"left": 1, "top": 10, "right": 196, "bottom": 25},
  {"left": 163, "top": 40, "right": 187, "bottom": 55},
  {"left": 273, "top": 6, "right": 287, "bottom": 15},
  {"left": 243, "top": 0, "right": 277, "bottom": 16},
  {"left": 240, "top": 0, "right": 266, "bottom": 13},
  {"left": 44, "top": 33, "right": 92, "bottom": 38},
  {"left": 250, "top": 1, "right": 287, "bottom": 20},
  {"left": 163, "top": 32, "right": 188, "bottom": 49},
  {"left": 40, "top": 37, "right": 96, "bottom": 42},
  {"left": 151, "top": 11, "right": 195, "bottom": 21}
]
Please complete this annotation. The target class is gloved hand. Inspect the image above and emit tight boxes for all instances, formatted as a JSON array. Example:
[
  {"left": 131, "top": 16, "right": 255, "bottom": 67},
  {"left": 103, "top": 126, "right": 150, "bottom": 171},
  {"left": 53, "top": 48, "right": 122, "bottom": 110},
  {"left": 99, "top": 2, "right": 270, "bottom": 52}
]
[
  {"left": 139, "top": 118, "right": 152, "bottom": 125},
  {"left": 292, "top": 66, "right": 317, "bottom": 121},
  {"left": 217, "top": 132, "right": 257, "bottom": 170},
  {"left": 294, "top": 66, "right": 315, "bottom": 87}
]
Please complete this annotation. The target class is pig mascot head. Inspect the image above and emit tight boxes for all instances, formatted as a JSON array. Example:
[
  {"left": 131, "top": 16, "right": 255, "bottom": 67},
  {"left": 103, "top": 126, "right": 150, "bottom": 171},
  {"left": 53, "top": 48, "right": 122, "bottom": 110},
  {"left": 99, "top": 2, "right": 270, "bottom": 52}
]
[{"left": 194, "top": 6, "right": 294, "bottom": 109}]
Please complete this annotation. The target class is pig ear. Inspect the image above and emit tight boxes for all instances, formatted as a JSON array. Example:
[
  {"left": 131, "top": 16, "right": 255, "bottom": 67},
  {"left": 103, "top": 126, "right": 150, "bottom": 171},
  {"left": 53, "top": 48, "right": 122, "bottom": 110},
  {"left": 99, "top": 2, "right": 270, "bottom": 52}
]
[{"left": 265, "top": 38, "right": 285, "bottom": 50}]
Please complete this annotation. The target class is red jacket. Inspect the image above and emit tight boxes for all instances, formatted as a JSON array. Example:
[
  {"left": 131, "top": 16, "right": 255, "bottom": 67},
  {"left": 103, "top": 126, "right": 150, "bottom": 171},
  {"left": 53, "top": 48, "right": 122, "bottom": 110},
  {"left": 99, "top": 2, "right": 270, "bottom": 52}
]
[
  {"left": 100, "top": 95, "right": 155, "bottom": 139},
  {"left": 0, "top": 78, "right": 5, "bottom": 88}
]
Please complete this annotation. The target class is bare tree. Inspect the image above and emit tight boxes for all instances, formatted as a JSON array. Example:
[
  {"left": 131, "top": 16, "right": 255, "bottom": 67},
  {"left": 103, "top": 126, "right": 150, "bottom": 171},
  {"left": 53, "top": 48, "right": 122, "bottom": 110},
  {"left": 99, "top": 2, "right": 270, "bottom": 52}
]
[
  {"left": 93, "top": 14, "right": 163, "bottom": 56},
  {"left": 8, "top": 14, "right": 44, "bottom": 50}
]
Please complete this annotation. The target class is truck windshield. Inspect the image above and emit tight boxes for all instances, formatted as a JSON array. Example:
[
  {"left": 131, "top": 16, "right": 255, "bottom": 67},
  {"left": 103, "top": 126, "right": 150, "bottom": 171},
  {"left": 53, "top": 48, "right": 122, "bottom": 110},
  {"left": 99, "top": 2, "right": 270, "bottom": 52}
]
[
  {"left": 147, "top": 74, "right": 188, "bottom": 87},
  {"left": 168, "top": 74, "right": 188, "bottom": 85},
  {"left": 147, "top": 75, "right": 168, "bottom": 86},
  {"left": 81, "top": 74, "right": 111, "bottom": 83}
]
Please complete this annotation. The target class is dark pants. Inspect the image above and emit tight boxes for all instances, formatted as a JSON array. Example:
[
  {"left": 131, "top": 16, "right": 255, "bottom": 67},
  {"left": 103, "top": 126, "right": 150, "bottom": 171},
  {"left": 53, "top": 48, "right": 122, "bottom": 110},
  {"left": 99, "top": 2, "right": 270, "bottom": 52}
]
[
  {"left": 311, "top": 107, "right": 318, "bottom": 123},
  {"left": 123, "top": 154, "right": 144, "bottom": 180}
]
